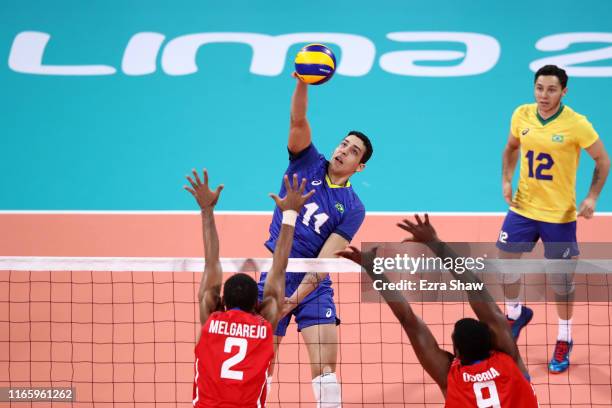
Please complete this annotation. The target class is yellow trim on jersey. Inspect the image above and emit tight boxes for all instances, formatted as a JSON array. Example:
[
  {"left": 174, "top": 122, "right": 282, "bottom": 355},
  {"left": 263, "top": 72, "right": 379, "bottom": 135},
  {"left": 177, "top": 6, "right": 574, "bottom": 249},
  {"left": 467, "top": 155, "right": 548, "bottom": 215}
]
[{"left": 326, "top": 174, "right": 351, "bottom": 188}]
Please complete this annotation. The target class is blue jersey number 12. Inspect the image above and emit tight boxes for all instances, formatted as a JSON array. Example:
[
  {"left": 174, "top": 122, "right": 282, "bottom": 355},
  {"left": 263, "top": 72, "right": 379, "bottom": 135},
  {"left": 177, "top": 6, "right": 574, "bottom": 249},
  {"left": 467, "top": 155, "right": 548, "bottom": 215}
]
[{"left": 526, "top": 150, "right": 554, "bottom": 181}]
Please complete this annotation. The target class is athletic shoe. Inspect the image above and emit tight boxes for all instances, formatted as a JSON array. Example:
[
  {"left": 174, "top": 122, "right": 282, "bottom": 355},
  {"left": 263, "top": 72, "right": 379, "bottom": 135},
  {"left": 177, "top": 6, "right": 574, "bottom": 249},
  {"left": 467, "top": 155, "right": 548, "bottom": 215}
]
[
  {"left": 507, "top": 306, "right": 533, "bottom": 341},
  {"left": 549, "top": 340, "right": 573, "bottom": 373}
]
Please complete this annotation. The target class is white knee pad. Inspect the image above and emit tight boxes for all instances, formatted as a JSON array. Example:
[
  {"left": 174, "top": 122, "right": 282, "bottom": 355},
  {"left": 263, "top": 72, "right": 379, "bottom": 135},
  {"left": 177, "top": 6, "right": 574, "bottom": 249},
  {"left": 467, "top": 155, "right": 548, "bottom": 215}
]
[
  {"left": 546, "top": 259, "right": 577, "bottom": 296},
  {"left": 489, "top": 259, "right": 522, "bottom": 286},
  {"left": 312, "top": 372, "right": 341, "bottom": 408}
]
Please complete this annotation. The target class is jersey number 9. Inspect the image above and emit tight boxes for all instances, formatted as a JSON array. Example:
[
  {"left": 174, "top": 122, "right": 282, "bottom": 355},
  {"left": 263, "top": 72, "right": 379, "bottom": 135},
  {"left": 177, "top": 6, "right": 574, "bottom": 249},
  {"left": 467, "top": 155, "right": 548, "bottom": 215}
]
[{"left": 473, "top": 381, "right": 501, "bottom": 408}]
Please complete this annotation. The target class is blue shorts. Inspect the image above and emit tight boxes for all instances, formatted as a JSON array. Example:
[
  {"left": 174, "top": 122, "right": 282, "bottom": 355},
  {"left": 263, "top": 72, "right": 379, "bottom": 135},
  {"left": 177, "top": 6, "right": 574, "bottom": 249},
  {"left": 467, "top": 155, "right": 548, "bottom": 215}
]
[
  {"left": 257, "top": 272, "right": 339, "bottom": 337},
  {"left": 496, "top": 210, "right": 579, "bottom": 259}
]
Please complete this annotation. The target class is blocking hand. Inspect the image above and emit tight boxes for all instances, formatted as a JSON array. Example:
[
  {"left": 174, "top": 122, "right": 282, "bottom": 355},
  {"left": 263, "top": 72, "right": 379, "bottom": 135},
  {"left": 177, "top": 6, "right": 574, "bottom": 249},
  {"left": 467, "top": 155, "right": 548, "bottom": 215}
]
[
  {"left": 184, "top": 169, "right": 224, "bottom": 210},
  {"left": 269, "top": 173, "right": 315, "bottom": 212}
]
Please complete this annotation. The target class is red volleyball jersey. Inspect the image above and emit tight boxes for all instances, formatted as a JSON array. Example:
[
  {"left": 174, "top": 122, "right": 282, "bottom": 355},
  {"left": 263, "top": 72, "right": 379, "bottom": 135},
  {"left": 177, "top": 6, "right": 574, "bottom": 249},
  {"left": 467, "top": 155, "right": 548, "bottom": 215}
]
[
  {"left": 445, "top": 351, "right": 539, "bottom": 408},
  {"left": 192, "top": 309, "right": 274, "bottom": 408}
]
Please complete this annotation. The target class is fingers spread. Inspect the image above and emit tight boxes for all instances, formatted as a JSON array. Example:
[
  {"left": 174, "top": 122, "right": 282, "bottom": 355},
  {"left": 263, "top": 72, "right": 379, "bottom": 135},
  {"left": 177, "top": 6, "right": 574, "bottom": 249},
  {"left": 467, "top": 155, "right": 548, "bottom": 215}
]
[
  {"left": 197, "top": 168, "right": 205, "bottom": 185},
  {"left": 292, "top": 173, "right": 299, "bottom": 190},
  {"left": 186, "top": 176, "right": 197, "bottom": 189},
  {"left": 303, "top": 189, "right": 315, "bottom": 200},
  {"left": 269, "top": 193, "right": 281, "bottom": 206},
  {"left": 397, "top": 222, "right": 413, "bottom": 232},
  {"left": 403, "top": 218, "right": 417, "bottom": 228}
]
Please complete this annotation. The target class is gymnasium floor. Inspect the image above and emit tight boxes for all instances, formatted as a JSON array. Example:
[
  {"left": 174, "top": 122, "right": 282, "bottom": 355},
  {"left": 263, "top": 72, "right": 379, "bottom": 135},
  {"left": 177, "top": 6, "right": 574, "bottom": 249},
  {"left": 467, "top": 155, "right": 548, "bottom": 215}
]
[{"left": 1, "top": 212, "right": 611, "bottom": 407}]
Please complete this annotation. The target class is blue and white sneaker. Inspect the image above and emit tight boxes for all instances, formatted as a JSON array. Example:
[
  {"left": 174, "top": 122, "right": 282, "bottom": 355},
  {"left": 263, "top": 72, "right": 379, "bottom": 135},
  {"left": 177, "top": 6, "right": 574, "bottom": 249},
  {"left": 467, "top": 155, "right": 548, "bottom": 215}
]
[
  {"left": 549, "top": 340, "right": 573, "bottom": 373},
  {"left": 507, "top": 306, "right": 534, "bottom": 341}
]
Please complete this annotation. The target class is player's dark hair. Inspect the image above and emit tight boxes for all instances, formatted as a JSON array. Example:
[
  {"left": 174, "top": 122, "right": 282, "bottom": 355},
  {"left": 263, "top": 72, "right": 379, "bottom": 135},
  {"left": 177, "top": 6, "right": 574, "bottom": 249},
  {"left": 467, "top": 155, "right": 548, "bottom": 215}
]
[
  {"left": 347, "top": 130, "right": 373, "bottom": 164},
  {"left": 534, "top": 65, "right": 568, "bottom": 89},
  {"left": 452, "top": 318, "right": 493, "bottom": 364},
  {"left": 223, "top": 273, "right": 258, "bottom": 312}
]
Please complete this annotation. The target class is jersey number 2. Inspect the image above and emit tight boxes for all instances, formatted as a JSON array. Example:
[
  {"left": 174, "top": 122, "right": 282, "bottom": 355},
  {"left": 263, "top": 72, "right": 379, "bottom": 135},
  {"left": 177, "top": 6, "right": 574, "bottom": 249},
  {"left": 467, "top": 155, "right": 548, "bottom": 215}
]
[
  {"left": 220, "top": 337, "right": 247, "bottom": 380},
  {"left": 473, "top": 381, "right": 501, "bottom": 408}
]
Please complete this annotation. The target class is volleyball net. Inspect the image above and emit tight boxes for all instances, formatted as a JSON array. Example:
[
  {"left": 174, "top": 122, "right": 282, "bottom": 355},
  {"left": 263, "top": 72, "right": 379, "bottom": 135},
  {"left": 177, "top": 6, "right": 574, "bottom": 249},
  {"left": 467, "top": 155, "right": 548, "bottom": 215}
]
[{"left": 1, "top": 254, "right": 611, "bottom": 407}]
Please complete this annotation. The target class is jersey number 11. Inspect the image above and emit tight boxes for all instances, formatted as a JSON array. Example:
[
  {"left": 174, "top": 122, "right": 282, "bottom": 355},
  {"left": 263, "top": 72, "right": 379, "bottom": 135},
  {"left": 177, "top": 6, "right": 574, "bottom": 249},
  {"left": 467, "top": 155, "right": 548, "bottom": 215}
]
[{"left": 303, "top": 203, "right": 330, "bottom": 234}]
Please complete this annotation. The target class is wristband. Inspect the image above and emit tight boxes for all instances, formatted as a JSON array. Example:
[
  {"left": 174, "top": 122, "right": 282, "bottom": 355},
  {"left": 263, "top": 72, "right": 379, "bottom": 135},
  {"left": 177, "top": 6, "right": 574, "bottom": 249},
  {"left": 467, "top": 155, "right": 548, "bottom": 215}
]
[{"left": 282, "top": 210, "right": 298, "bottom": 226}]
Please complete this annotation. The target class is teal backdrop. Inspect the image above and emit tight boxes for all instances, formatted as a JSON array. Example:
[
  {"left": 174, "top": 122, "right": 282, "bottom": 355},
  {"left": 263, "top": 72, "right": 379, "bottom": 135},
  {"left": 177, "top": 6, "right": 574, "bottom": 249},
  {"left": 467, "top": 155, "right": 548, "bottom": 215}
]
[{"left": 1, "top": 1, "right": 611, "bottom": 211}]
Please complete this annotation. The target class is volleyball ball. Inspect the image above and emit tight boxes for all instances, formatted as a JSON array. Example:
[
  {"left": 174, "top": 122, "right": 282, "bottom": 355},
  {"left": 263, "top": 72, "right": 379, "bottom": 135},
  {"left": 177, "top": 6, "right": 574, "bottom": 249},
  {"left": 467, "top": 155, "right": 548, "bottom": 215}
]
[{"left": 294, "top": 44, "right": 336, "bottom": 85}]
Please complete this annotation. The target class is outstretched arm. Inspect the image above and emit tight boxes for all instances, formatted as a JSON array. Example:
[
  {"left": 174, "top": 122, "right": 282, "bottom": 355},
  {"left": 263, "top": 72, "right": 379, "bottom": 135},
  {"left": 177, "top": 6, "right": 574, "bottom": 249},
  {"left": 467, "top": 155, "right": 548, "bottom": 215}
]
[
  {"left": 337, "top": 246, "right": 454, "bottom": 394},
  {"left": 260, "top": 174, "right": 315, "bottom": 329},
  {"left": 184, "top": 169, "right": 225, "bottom": 340},
  {"left": 398, "top": 215, "right": 529, "bottom": 377},
  {"left": 288, "top": 75, "right": 312, "bottom": 154},
  {"left": 578, "top": 139, "right": 610, "bottom": 219}
]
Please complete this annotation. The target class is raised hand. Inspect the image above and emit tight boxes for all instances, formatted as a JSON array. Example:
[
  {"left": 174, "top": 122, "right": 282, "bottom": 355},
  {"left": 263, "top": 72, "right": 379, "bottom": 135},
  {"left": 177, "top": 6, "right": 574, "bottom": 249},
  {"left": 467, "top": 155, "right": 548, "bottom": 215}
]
[
  {"left": 397, "top": 214, "right": 439, "bottom": 244},
  {"left": 269, "top": 173, "right": 315, "bottom": 212},
  {"left": 335, "top": 245, "right": 380, "bottom": 277},
  {"left": 184, "top": 168, "right": 224, "bottom": 210},
  {"left": 335, "top": 246, "right": 363, "bottom": 265},
  {"left": 292, "top": 71, "right": 308, "bottom": 84}
]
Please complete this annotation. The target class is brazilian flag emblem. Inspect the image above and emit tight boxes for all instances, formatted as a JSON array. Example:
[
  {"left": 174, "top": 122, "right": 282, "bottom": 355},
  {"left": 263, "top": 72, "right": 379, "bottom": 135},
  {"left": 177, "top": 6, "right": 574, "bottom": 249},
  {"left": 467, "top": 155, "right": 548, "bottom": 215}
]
[
  {"left": 335, "top": 203, "right": 345, "bottom": 213},
  {"left": 552, "top": 134, "right": 564, "bottom": 143}
]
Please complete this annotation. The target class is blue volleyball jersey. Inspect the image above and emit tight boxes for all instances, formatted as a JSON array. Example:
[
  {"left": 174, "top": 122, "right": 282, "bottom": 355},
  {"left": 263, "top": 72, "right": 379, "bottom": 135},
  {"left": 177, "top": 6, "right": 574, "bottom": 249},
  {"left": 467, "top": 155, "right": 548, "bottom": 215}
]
[{"left": 265, "top": 144, "right": 365, "bottom": 258}]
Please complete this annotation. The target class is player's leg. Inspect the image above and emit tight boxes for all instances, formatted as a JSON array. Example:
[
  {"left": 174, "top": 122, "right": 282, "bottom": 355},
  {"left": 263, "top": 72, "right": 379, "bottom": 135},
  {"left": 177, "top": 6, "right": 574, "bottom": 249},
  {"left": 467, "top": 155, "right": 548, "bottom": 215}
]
[
  {"left": 496, "top": 211, "right": 539, "bottom": 340},
  {"left": 548, "top": 284, "right": 575, "bottom": 374},
  {"left": 539, "top": 220, "right": 579, "bottom": 373},
  {"left": 295, "top": 279, "right": 341, "bottom": 407},
  {"left": 301, "top": 323, "right": 338, "bottom": 377},
  {"left": 301, "top": 323, "right": 341, "bottom": 407},
  {"left": 498, "top": 249, "right": 525, "bottom": 318}
]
